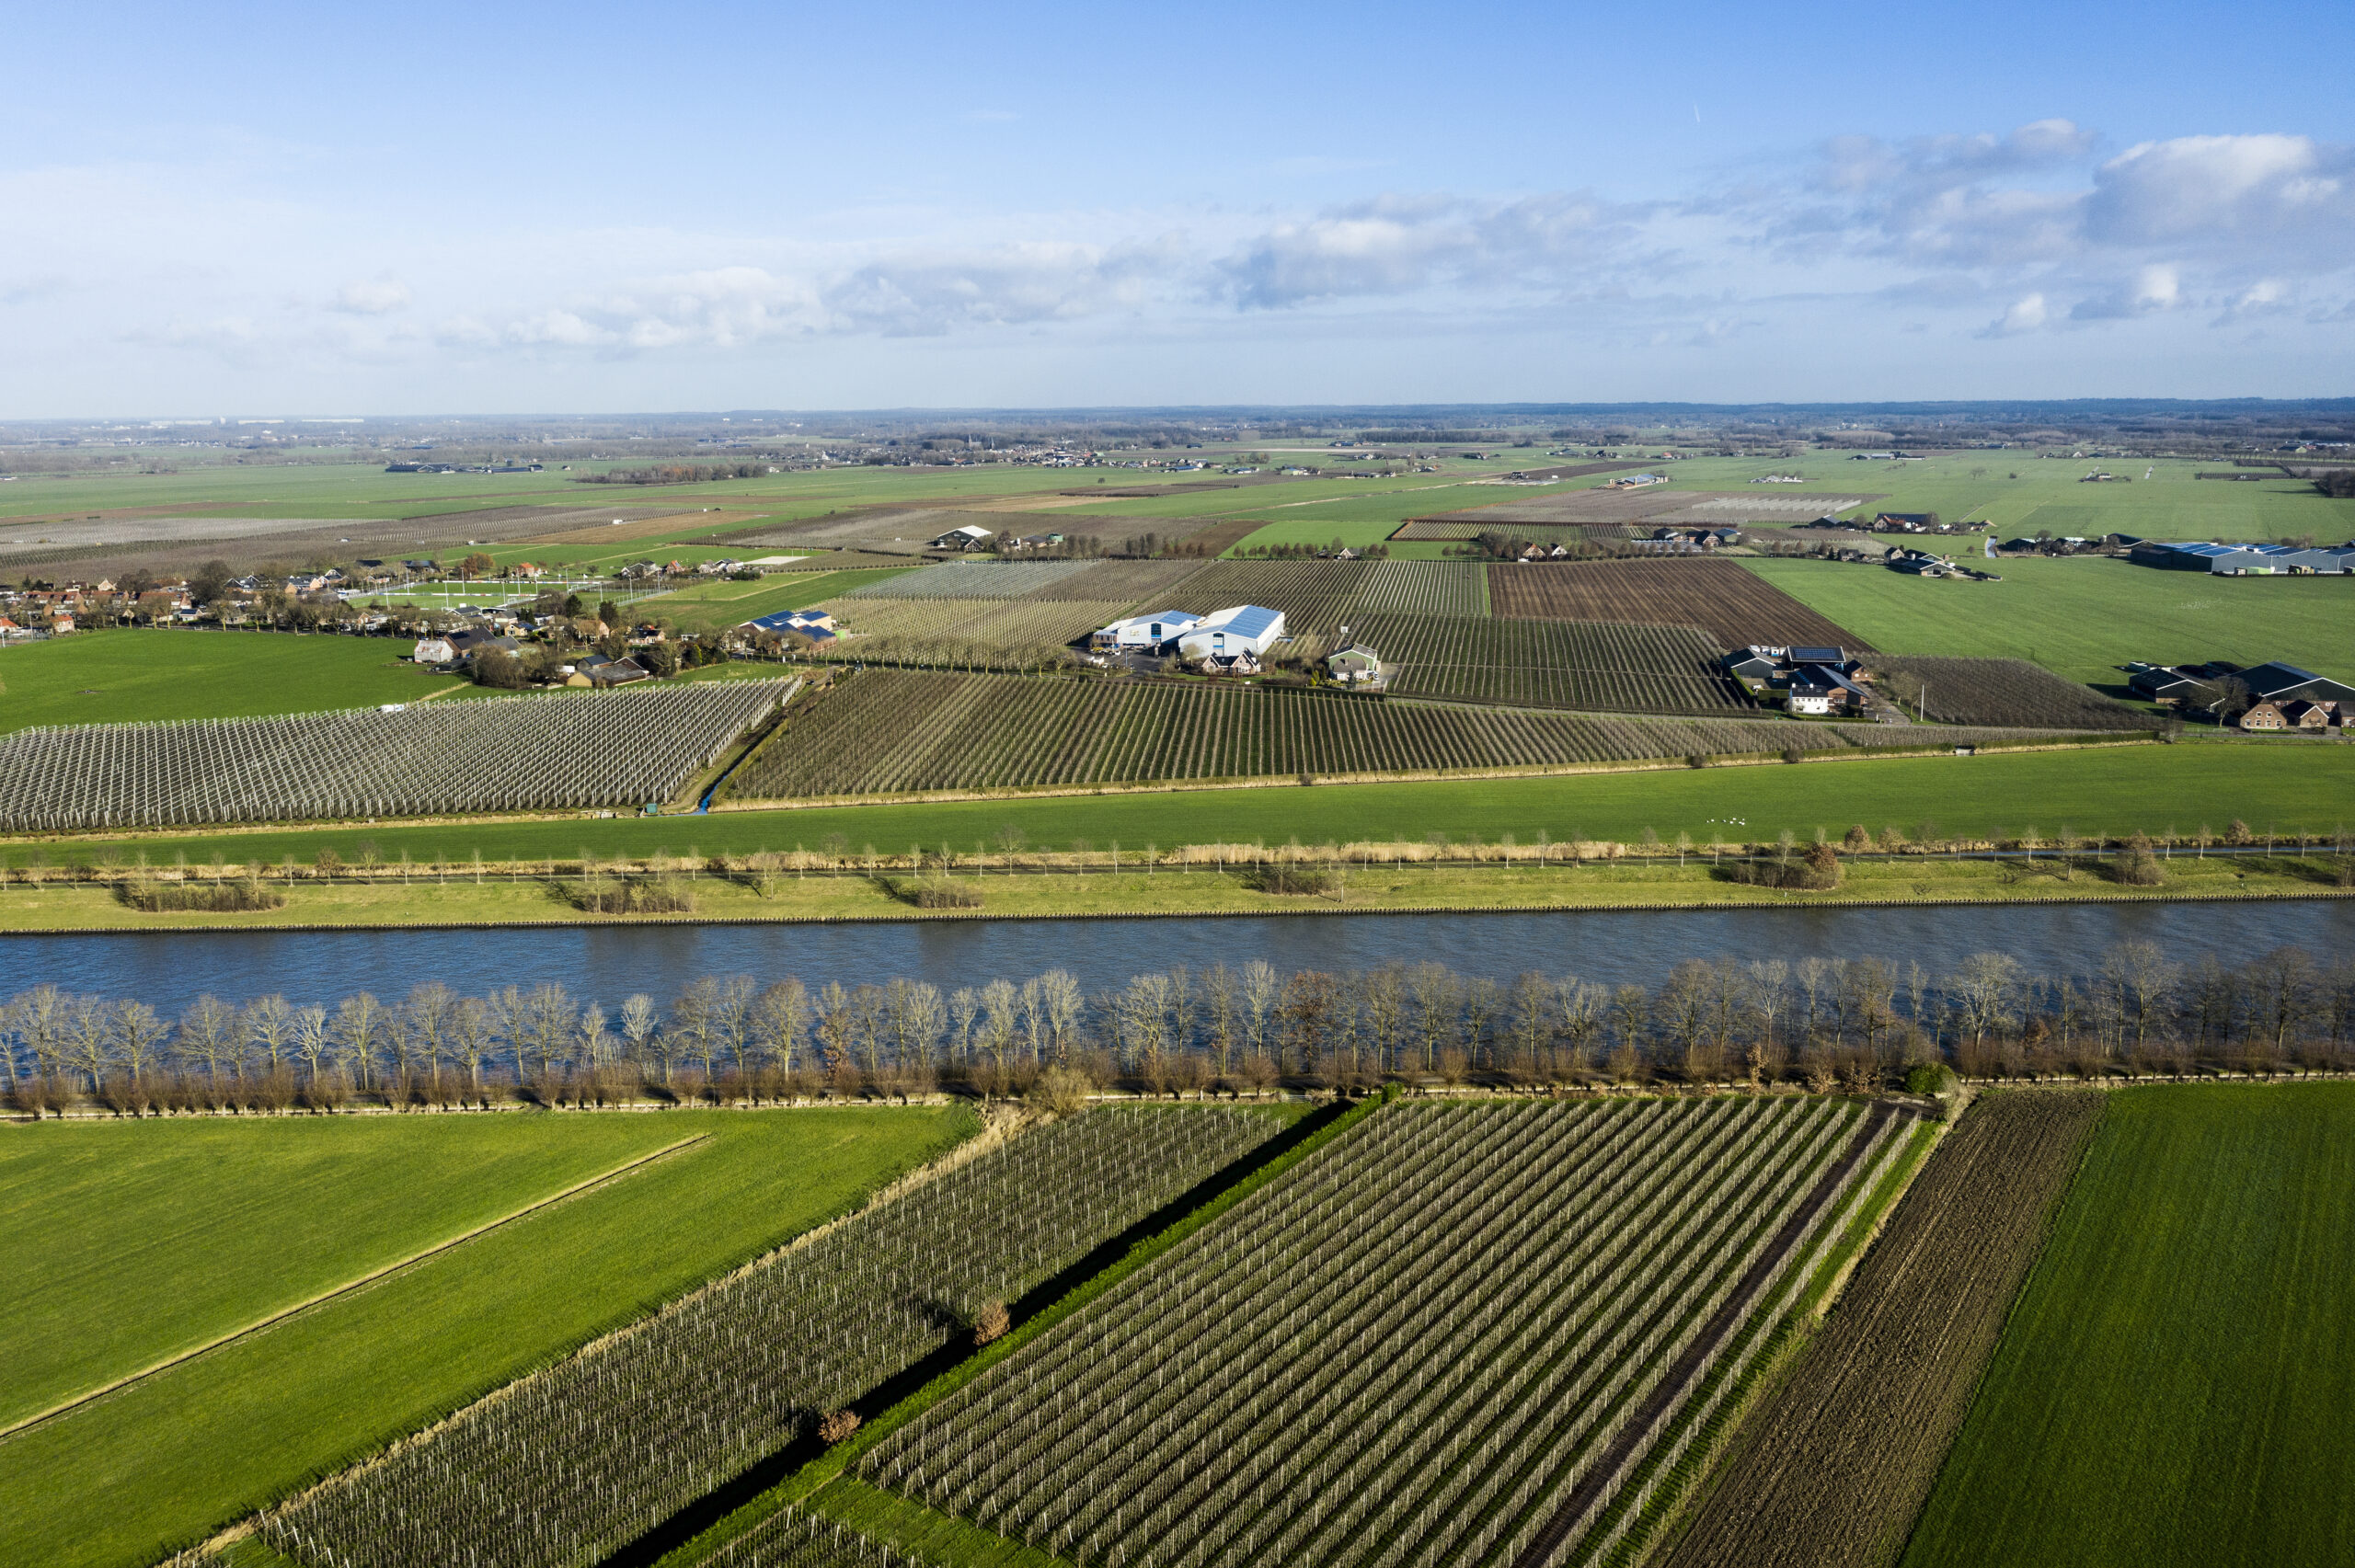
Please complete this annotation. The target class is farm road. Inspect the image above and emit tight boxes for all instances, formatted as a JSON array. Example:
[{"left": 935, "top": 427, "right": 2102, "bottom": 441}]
[{"left": 1513, "top": 1101, "right": 1905, "bottom": 1568}]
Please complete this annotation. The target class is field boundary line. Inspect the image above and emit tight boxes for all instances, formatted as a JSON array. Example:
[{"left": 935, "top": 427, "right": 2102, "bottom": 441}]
[
  {"left": 201, "top": 1107, "right": 1002, "bottom": 1563},
  {"left": 0, "top": 1131, "right": 712, "bottom": 1444}
]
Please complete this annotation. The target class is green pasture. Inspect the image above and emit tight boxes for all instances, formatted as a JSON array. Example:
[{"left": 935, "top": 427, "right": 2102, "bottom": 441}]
[
  {"left": 0, "top": 1106, "right": 971, "bottom": 1568},
  {"left": 7, "top": 741, "right": 2344, "bottom": 876},
  {"left": 0, "top": 629, "right": 465, "bottom": 734},
  {"left": 1743, "top": 555, "right": 2353, "bottom": 690},
  {"left": 638, "top": 567, "right": 916, "bottom": 634},
  {"left": 1906, "top": 1084, "right": 2355, "bottom": 1568}
]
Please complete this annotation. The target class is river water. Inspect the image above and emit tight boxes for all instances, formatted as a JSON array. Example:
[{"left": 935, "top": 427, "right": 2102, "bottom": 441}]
[{"left": 7, "top": 900, "right": 2351, "bottom": 1013}]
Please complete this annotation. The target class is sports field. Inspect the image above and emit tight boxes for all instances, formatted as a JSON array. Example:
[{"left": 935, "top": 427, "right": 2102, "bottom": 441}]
[
  {"left": 1905, "top": 1084, "right": 2355, "bottom": 1568},
  {"left": 0, "top": 1107, "right": 971, "bottom": 1568},
  {"left": 1743, "top": 555, "right": 2353, "bottom": 690},
  {"left": 0, "top": 629, "right": 468, "bottom": 734}
]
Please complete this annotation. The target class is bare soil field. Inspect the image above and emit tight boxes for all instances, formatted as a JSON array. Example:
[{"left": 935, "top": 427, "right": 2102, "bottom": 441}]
[
  {"left": 1489, "top": 560, "right": 1868, "bottom": 650},
  {"left": 1422, "top": 490, "right": 1880, "bottom": 527},
  {"left": 0, "top": 506, "right": 626, "bottom": 578},
  {"left": 1660, "top": 1092, "right": 2106, "bottom": 1568}
]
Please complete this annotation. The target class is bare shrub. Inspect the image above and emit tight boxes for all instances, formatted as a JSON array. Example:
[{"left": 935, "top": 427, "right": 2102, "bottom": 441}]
[
  {"left": 972, "top": 1299, "right": 1011, "bottom": 1346},
  {"left": 818, "top": 1408, "right": 860, "bottom": 1444}
]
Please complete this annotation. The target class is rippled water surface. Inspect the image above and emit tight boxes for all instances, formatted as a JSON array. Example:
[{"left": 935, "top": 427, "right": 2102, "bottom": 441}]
[{"left": 8, "top": 899, "right": 2351, "bottom": 1012}]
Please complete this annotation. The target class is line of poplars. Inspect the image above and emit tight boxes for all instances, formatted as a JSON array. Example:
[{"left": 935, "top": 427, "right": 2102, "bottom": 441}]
[{"left": 5, "top": 941, "right": 2350, "bottom": 1118}]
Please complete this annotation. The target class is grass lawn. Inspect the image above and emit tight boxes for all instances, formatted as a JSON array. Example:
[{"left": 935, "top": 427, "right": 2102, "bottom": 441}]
[
  {"left": 0, "top": 629, "right": 467, "bottom": 734},
  {"left": 1, "top": 738, "right": 2338, "bottom": 882},
  {"left": 1904, "top": 1084, "right": 2355, "bottom": 1568},
  {"left": 0, "top": 1105, "right": 972, "bottom": 1568},
  {"left": 638, "top": 567, "right": 915, "bottom": 633},
  {"left": 1742, "top": 555, "right": 2355, "bottom": 690}
]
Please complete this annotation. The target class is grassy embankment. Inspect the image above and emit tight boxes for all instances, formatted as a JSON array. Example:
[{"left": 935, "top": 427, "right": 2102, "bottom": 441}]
[
  {"left": 1746, "top": 555, "right": 2355, "bottom": 691},
  {"left": 0, "top": 1106, "right": 971, "bottom": 1568},
  {"left": 1903, "top": 1083, "right": 2355, "bottom": 1568},
  {"left": 0, "top": 844, "right": 2344, "bottom": 933}
]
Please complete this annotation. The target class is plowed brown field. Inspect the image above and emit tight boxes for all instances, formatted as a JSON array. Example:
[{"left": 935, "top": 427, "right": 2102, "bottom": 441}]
[
  {"left": 1488, "top": 559, "right": 1868, "bottom": 651},
  {"left": 1660, "top": 1091, "right": 2105, "bottom": 1568}
]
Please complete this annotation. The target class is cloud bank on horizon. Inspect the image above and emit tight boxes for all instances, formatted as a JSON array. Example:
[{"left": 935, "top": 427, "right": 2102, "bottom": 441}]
[{"left": 4, "top": 0, "right": 2350, "bottom": 414}]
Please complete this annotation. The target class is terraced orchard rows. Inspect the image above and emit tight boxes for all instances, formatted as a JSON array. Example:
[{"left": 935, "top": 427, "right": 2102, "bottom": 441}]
[
  {"left": 268, "top": 1107, "right": 1281, "bottom": 1568},
  {"left": 1349, "top": 613, "right": 1744, "bottom": 713},
  {"left": 867, "top": 1097, "right": 1910, "bottom": 1568},
  {"left": 1487, "top": 560, "right": 1868, "bottom": 653},
  {"left": 0, "top": 681, "right": 792, "bottom": 831},
  {"left": 729, "top": 670, "right": 2075, "bottom": 798}
]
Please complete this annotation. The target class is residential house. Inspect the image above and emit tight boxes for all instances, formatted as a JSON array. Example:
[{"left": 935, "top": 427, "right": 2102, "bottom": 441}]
[
  {"left": 1788, "top": 663, "right": 1868, "bottom": 716},
  {"left": 1200, "top": 650, "right": 1262, "bottom": 676},
  {"left": 1326, "top": 644, "right": 1384, "bottom": 687},
  {"left": 579, "top": 655, "right": 650, "bottom": 687},
  {"left": 2278, "top": 699, "right": 2338, "bottom": 729},
  {"left": 2238, "top": 702, "right": 2287, "bottom": 731},
  {"left": 741, "top": 608, "right": 836, "bottom": 643}
]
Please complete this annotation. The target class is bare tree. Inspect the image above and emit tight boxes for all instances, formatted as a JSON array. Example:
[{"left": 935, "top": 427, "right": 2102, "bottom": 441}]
[
  {"left": 177, "top": 993, "right": 242, "bottom": 1088},
  {"left": 331, "top": 992, "right": 386, "bottom": 1089},
  {"left": 112, "top": 1001, "right": 171, "bottom": 1084},
  {"left": 1241, "top": 960, "right": 1281, "bottom": 1067},
  {"left": 244, "top": 994, "right": 297, "bottom": 1077},
  {"left": 749, "top": 980, "right": 808, "bottom": 1074}
]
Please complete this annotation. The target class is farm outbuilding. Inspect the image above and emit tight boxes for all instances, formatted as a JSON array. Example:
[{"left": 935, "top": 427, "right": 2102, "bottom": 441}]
[
  {"left": 929, "top": 524, "right": 995, "bottom": 552},
  {"left": 1090, "top": 612, "right": 1203, "bottom": 652}
]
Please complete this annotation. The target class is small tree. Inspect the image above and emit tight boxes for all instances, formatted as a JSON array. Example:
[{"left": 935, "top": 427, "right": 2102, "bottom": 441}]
[
  {"left": 818, "top": 1409, "right": 860, "bottom": 1444},
  {"left": 972, "top": 1299, "right": 1011, "bottom": 1346}
]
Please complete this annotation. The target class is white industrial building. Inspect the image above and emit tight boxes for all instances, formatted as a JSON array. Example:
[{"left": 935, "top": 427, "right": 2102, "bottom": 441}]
[
  {"left": 1178, "top": 605, "right": 1285, "bottom": 661},
  {"left": 1090, "top": 611, "right": 1204, "bottom": 652}
]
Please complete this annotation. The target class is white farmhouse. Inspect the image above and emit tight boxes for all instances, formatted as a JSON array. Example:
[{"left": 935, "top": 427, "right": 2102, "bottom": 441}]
[{"left": 1178, "top": 605, "right": 1285, "bottom": 662}]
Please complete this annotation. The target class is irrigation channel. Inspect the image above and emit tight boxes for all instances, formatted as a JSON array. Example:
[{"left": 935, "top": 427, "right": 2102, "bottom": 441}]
[{"left": 11, "top": 901, "right": 2353, "bottom": 1017}]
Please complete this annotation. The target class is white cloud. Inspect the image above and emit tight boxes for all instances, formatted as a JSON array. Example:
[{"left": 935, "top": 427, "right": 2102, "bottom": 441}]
[
  {"left": 1219, "top": 192, "right": 1638, "bottom": 309},
  {"left": 1980, "top": 292, "right": 2050, "bottom": 337},
  {"left": 2072, "top": 262, "right": 2182, "bottom": 320},
  {"left": 2085, "top": 133, "right": 2349, "bottom": 246},
  {"left": 333, "top": 278, "right": 411, "bottom": 315}
]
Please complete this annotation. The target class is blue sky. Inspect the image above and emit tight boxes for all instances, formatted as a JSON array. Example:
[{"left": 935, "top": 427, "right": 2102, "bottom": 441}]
[{"left": 6, "top": 0, "right": 2353, "bottom": 415}]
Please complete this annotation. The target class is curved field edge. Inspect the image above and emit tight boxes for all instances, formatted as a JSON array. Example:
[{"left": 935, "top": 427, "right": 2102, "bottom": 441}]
[
  {"left": 649, "top": 1094, "right": 1375, "bottom": 1567},
  {"left": 1651, "top": 1090, "right": 2107, "bottom": 1568},
  {"left": 1899, "top": 1084, "right": 2355, "bottom": 1568}
]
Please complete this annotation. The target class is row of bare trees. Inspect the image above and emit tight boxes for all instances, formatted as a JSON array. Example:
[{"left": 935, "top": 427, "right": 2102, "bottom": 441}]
[{"left": 6, "top": 943, "right": 2351, "bottom": 1114}]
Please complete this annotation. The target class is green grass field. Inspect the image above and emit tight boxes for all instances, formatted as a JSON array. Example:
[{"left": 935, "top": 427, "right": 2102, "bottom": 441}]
[
  {"left": 0, "top": 629, "right": 467, "bottom": 734},
  {"left": 638, "top": 567, "right": 915, "bottom": 633},
  {"left": 1904, "top": 1084, "right": 2355, "bottom": 1568},
  {"left": 5, "top": 741, "right": 2343, "bottom": 880},
  {"left": 1743, "top": 555, "right": 2354, "bottom": 690},
  {"left": 0, "top": 1106, "right": 971, "bottom": 1568}
]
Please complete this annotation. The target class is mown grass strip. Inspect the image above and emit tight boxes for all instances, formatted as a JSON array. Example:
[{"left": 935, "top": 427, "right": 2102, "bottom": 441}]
[
  {"left": 648, "top": 1092, "right": 1390, "bottom": 1567},
  {"left": 2, "top": 1133, "right": 709, "bottom": 1443}
]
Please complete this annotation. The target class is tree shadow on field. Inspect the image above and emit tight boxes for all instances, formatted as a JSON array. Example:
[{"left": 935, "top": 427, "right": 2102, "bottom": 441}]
[{"left": 594, "top": 1098, "right": 1354, "bottom": 1568}]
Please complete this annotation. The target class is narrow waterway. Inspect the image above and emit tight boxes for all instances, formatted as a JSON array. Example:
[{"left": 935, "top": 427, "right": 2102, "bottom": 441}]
[{"left": 8, "top": 900, "right": 2350, "bottom": 1013}]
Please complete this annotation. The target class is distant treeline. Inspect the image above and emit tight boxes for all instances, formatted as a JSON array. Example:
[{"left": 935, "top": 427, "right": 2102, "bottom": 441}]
[
  {"left": 6, "top": 941, "right": 2352, "bottom": 1116},
  {"left": 576, "top": 462, "right": 772, "bottom": 485}
]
